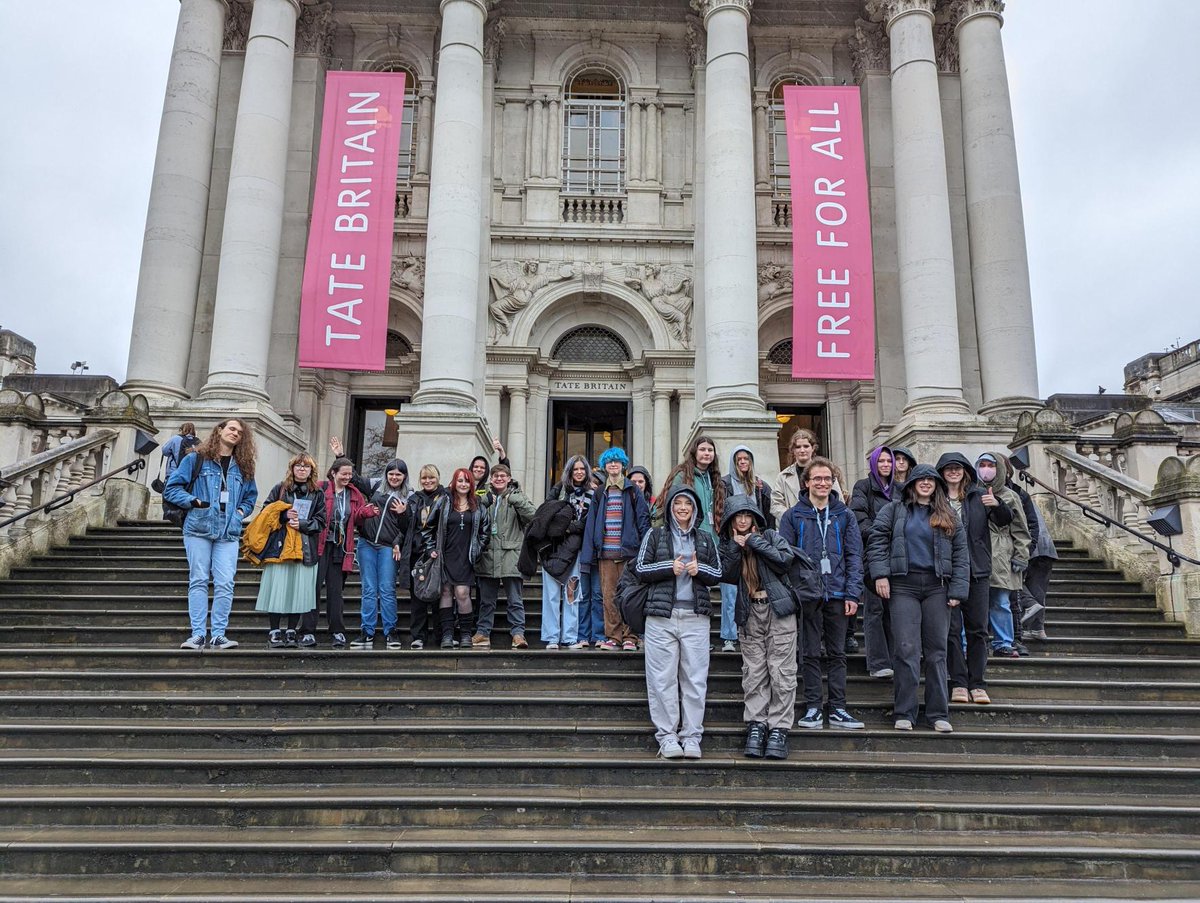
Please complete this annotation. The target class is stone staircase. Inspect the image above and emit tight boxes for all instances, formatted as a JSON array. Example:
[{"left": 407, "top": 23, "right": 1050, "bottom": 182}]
[{"left": 0, "top": 520, "right": 1198, "bottom": 900}]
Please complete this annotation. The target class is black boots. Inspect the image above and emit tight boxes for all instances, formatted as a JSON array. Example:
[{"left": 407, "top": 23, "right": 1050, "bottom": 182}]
[
  {"left": 743, "top": 721, "right": 768, "bottom": 758},
  {"left": 764, "top": 728, "right": 789, "bottom": 760},
  {"left": 439, "top": 609, "right": 455, "bottom": 649}
]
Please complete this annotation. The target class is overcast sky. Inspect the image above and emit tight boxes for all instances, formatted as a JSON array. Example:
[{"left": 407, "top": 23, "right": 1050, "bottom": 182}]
[{"left": 0, "top": 1, "right": 1195, "bottom": 396}]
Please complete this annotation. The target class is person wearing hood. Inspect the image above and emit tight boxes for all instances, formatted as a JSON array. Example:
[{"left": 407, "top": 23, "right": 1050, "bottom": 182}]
[
  {"left": 1009, "top": 460, "right": 1057, "bottom": 642},
  {"left": 937, "top": 452, "right": 1013, "bottom": 703},
  {"left": 635, "top": 484, "right": 724, "bottom": 759},
  {"left": 539, "top": 455, "right": 594, "bottom": 649},
  {"left": 628, "top": 465, "right": 656, "bottom": 513},
  {"left": 717, "top": 444, "right": 774, "bottom": 653},
  {"left": 474, "top": 464, "right": 538, "bottom": 650},
  {"left": 581, "top": 447, "right": 651, "bottom": 651},
  {"left": 975, "top": 453, "right": 1031, "bottom": 659},
  {"left": 779, "top": 456, "right": 866, "bottom": 731},
  {"left": 890, "top": 447, "right": 917, "bottom": 488},
  {"left": 719, "top": 494, "right": 797, "bottom": 759},
  {"left": 850, "top": 446, "right": 897, "bottom": 679},
  {"left": 470, "top": 439, "right": 512, "bottom": 495},
  {"left": 350, "top": 459, "right": 413, "bottom": 650},
  {"left": 867, "top": 464, "right": 970, "bottom": 732}
]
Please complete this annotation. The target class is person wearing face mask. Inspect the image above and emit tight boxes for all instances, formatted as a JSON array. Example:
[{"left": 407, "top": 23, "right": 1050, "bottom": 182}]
[
  {"left": 889, "top": 447, "right": 917, "bottom": 488},
  {"left": 936, "top": 452, "right": 1013, "bottom": 702},
  {"left": 635, "top": 485, "right": 724, "bottom": 759},
  {"left": 850, "top": 446, "right": 896, "bottom": 680},
  {"left": 403, "top": 465, "right": 450, "bottom": 649},
  {"left": 581, "top": 448, "right": 651, "bottom": 651},
  {"left": 531, "top": 455, "right": 594, "bottom": 649},
  {"left": 474, "top": 464, "right": 537, "bottom": 650},
  {"left": 718, "top": 445, "right": 774, "bottom": 653},
  {"left": 975, "top": 453, "right": 1031, "bottom": 659},
  {"left": 780, "top": 457, "right": 865, "bottom": 731},
  {"left": 350, "top": 459, "right": 413, "bottom": 650},
  {"left": 298, "top": 457, "right": 379, "bottom": 649},
  {"left": 867, "top": 464, "right": 970, "bottom": 732}
]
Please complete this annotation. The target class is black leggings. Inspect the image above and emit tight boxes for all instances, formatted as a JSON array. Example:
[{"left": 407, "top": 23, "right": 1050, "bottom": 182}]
[
  {"left": 268, "top": 613, "right": 300, "bottom": 630},
  {"left": 302, "top": 545, "right": 346, "bottom": 634}
]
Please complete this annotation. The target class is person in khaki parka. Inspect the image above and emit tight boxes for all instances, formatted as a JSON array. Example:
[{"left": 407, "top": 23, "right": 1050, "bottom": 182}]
[{"left": 975, "top": 453, "right": 1031, "bottom": 659}]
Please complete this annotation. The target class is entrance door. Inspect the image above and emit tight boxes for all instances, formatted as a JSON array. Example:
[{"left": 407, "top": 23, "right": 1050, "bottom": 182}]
[
  {"left": 348, "top": 397, "right": 409, "bottom": 477},
  {"left": 769, "top": 406, "right": 827, "bottom": 471},
  {"left": 549, "top": 399, "right": 629, "bottom": 492}
]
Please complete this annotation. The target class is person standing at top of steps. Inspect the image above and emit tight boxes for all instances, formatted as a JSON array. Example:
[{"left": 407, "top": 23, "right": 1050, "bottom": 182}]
[
  {"left": 474, "top": 464, "right": 537, "bottom": 650},
  {"left": 438, "top": 468, "right": 490, "bottom": 649},
  {"left": 403, "top": 465, "right": 450, "bottom": 650},
  {"left": 350, "top": 459, "right": 413, "bottom": 651},
  {"left": 636, "top": 485, "right": 724, "bottom": 759},
  {"left": 719, "top": 445, "right": 774, "bottom": 654},
  {"left": 938, "top": 452, "right": 1011, "bottom": 705},
  {"left": 779, "top": 457, "right": 866, "bottom": 732},
  {"left": 718, "top": 493, "right": 797, "bottom": 760},
  {"left": 299, "top": 458, "right": 378, "bottom": 650},
  {"left": 868, "top": 464, "right": 970, "bottom": 733},
  {"left": 850, "top": 446, "right": 897, "bottom": 680},
  {"left": 533, "top": 455, "right": 593, "bottom": 650},
  {"left": 581, "top": 447, "right": 651, "bottom": 652},
  {"left": 253, "top": 453, "right": 326, "bottom": 649},
  {"left": 164, "top": 419, "right": 258, "bottom": 651},
  {"left": 975, "top": 453, "right": 1031, "bottom": 660},
  {"left": 889, "top": 446, "right": 917, "bottom": 488}
]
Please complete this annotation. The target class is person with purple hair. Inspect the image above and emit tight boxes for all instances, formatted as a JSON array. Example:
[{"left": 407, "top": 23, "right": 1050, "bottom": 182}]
[{"left": 850, "top": 446, "right": 896, "bottom": 679}]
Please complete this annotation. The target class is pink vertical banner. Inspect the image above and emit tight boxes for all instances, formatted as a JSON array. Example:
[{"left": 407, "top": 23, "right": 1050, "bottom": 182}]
[
  {"left": 298, "top": 70, "right": 406, "bottom": 371},
  {"left": 783, "top": 85, "right": 875, "bottom": 381}
]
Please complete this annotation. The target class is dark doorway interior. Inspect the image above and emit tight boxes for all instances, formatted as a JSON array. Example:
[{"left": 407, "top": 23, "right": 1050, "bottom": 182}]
[
  {"left": 549, "top": 399, "right": 630, "bottom": 493},
  {"left": 348, "top": 397, "right": 409, "bottom": 478},
  {"left": 769, "top": 406, "right": 827, "bottom": 471}
]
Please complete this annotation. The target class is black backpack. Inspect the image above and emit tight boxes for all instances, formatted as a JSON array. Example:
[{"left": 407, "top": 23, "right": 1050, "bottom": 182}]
[
  {"left": 787, "top": 547, "right": 824, "bottom": 607},
  {"left": 616, "top": 564, "right": 650, "bottom": 636}
]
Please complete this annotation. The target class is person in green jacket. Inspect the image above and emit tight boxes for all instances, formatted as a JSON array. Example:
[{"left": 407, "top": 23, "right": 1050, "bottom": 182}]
[
  {"left": 473, "top": 464, "right": 538, "bottom": 649},
  {"left": 660, "top": 435, "right": 725, "bottom": 542}
]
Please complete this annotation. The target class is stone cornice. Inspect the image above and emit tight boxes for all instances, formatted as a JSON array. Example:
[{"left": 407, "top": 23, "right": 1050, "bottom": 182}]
[
  {"left": 947, "top": 0, "right": 1005, "bottom": 31},
  {"left": 689, "top": 0, "right": 752, "bottom": 24}
]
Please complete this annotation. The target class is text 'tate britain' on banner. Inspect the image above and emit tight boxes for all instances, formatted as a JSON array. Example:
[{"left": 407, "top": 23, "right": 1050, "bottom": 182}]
[
  {"left": 783, "top": 85, "right": 875, "bottom": 381},
  {"left": 298, "top": 70, "right": 406, "bottom": 371}
]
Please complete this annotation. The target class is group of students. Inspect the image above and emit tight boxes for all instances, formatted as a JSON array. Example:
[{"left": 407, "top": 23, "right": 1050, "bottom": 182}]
[{"left": 162, "top": 419, "right": 1056, "bottom": 761}]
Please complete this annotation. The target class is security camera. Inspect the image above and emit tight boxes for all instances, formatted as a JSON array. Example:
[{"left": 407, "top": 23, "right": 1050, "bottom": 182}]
[{"left": 1152, "top": 385, "right": 1163, "bottom": 396}]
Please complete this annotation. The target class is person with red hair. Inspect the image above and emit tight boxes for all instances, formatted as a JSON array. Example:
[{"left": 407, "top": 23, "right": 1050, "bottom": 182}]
[{"left": 438, "top": 467, "right": 490, "bottom": 648}]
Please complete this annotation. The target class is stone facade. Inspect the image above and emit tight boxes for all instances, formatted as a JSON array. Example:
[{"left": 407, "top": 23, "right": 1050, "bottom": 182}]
[{"left": 122, "top": 0, "right": 1040, "bottom": 498}]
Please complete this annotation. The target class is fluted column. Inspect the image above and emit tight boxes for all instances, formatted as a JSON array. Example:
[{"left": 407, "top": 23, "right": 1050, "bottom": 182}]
[
  {"left": 953, "top": 0, "right": 1039, "bottom": 414},
  {"left": 531, "top": 95, "right": 546, "bottom": 178},
  {"left": 411, "top": 0, "right": 491, "bottom": 408},
  {"left": 695, "top": 0, "right": 765, "bottom": 416},
  {"left": 508, "top": 386, "right": 528, "bottom": 481},
  {"left": 628, "top": 99, "right": 644, "bottom": 182},
  {"left": 752, "top": 92, "right": 770, "bottom": 189},
  {"left": 201, "top": 0, "right": 300, "bottom": 400},
  {"left": 546, "top": 96, "right": 561, "bottom": 182},
  {"left": 124, "top": 0, "right": 228, "bottom": 398},
  {"left": 652, "top": 389, "right": 673, "bottom": 490},
  {"left": 875, "top": 0, "right": 969, "bottom": 417},
  {"left": 645, "top": 101, "right": 662, "bottom": 183},
  {"left": 415, "top": 82, "right": 435, "bottom": 178}
]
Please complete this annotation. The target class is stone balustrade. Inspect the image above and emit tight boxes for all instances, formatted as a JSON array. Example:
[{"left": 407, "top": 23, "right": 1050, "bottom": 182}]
[
  {"left": 770, "top": 198, "right": 792, "bottom": 228},
  {"left": 560, "top": 195, "right": 625, "bottom": 225}
]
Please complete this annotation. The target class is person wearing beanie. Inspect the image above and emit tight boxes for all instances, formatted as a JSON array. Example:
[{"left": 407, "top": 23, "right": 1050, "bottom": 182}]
[
  {"left": 718, "top": 445, "right": 774, "bottom": 653},
  {"left": 890, "top": 447, "right": 917, "bottom": 487},
  {"left": 581, "top": 447, "right": 650, "bottom": 651},
  {"left": 351, "top": 459, "right": 414, "bottom": 650},
  {"left": 975, "top": 453, "right": 1031, "bottom": 659},
  {"left": 937, "top": 451, "right": 1012, "bottom": 703},
  {"left": 850, "top": 446, "right": 896, "bottom": 679},
  {"left": 635, "top": 484, "right": 724, "bottom": 759},
  {"left": 474, "top": 463, "right": 538, "bottom": 649},
  {"left": 867, "top": 463, "right": 970, "bottom": 733}
]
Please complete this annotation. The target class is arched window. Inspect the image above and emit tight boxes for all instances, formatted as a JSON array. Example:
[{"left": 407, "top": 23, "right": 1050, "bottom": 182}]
[
  {"left": 386, "top": 330, "right": 413, "bottom": 359},
  {"left": 768, "top": 76, "right": 815, "bottom": 197},
  {"left": 767, "top": 338, "right": 793, "bottom": 366},
  {"left": 376, "top": 63, "right": 419, "bottom": 185},
  {"left": 552, "top": 326, "right": 631, "bottom": 363},
  {"left": 562, "top": 67, "right": 625, "bottom": 195}
]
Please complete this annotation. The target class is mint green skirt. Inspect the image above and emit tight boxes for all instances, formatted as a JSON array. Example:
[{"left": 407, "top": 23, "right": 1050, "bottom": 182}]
[{"left": 254, "top": 562, "right": 317, "bottom": 614}]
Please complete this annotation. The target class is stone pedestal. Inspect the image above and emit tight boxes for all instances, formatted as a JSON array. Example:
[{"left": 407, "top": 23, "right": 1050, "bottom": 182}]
[{"left": 1149, "top": 456, "right": 1200, "bottom": 636}]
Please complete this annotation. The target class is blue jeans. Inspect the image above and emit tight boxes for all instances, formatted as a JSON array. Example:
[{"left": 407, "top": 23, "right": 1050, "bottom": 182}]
[
  {"left": 357, "top": 541, "right": 397, "bottom": 636},
  {"left": 989, "top": 587, "right": 1015, "bottom": 649},
  {"left": 578, "top": 570, "right": 605, "bottom": 643},
  {"left": 541, "top": 558, "right": 581, "bottom": 644},
  {"left": 182, "top": 536, "right": 239, "bottom": 638},
  {"left": 719, "top": 583, "right": 738, "bottom": 642}
]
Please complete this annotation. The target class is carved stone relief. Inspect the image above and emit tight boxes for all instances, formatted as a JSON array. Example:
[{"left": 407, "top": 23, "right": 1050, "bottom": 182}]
[
  {"left": 296, "top": 2, "right": 336, "bottom": 61},
  {"left": 757, "top": 263, "right": 793, "bottom": 305},
  {"left": 488, "top": 260, "right": 575, "bottom": 340},
  {"left": 391, "top": 256, "right": 425, "bottom": 300},
  {"left": 934, "top": 24, "right": 960, "bottom": 73},
  {"left": 484, "top": 16, "right": 506, "bottom": 66},
  {"left": 222, "top": 0, "right": 253, "bottom": 52},
  {"left": 849, "top": 18, "right": 889, "bottom": 82},
  {"left": 623, "top": 264, "right": 694, "bottom": 348}
]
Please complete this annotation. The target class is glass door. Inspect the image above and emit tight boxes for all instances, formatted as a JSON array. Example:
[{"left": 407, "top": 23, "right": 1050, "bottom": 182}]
[
  {"left": 549, "top": 399, "right": 630, "bottom": 491},
  {"left": 348, "top": 397, "right": 408, "bottom": 478}
]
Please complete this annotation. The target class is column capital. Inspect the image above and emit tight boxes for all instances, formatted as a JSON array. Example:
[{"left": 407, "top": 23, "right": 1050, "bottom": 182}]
[
  {"left": 865, "top": 0, "right": 935, "bottom": 31},
  {"left": 849, "top": 17, "right": 890, "bottom": 82},
  {"left": 689, "top": 0, "right": 752, "bottom": 25},
  {"left": 440, "top": 0, "right": 502, "bottom": 14},
  {"left": 948, "top": 0, "right": 1005, "bottom": 31},
  {"left": 296, "top": 1, "right": 334, "bottom": 60}
]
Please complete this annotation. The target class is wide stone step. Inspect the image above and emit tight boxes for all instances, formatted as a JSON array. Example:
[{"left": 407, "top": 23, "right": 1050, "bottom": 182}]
[
  {"left": 1, "top": 693, "right": 1196, "bottom": 730},
  {"left": 1, "top": 785, "right": 1195, "bottom": 836},
  {"left": 2, "top": 825, "right": 1196, "bottom": 882},
  {"left": 3, "top": 719, "right": 1195, "bottom": 759}
]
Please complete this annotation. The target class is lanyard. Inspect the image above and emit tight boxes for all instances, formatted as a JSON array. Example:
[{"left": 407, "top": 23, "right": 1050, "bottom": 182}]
[{"left": 814, "top": 505, "right": 830, "bottom": 554}]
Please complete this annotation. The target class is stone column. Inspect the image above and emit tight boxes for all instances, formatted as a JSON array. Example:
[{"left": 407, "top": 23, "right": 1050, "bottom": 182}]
[
  {"left": 953, "top": 0, "right": 1040, "bottom": 416},
  {"left": 200, "top": 0, "right": 300, "bottom": 401},
  {"left": 531, "top": 96, "right": 546, "bottom": 178},
  {"left": 529, "top": 380, "right": 550, "bottom": 501},
  {"left": 652, "top": 389, "right": 673, "bottom": 490},
  {"left": 415, "top": 82, "right": 435, "bottom": 178},
  {"left": 875, "top": 0, "right": 970, "bottom": 418},
  {"left": 690, "top": 0, "right": 780, "bottom": 465},
  {"left": 124, "top": 0, "right": 228, "bottom": 399},
  {"left": 507, "top": 386, "right": 529, "bottom": 482},
  {"left": 546, "top": 96, "right": 561, "bottom": 182},
  {"left": 393, "top": 0, "right": 494, "bottom": 465},
  {"left": 628, "top": 99, "right": 644, "bottom": 183},
  {"left": 752, "top": 92, "right": 770, "bottom": 189},
  {"left": 645, "top": 101, "right": 661, "bottom": 183}
]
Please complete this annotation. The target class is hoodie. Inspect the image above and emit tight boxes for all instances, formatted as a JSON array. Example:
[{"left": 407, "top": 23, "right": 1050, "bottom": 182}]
[
  {"left": 778, "top": 489, "right": 864, "bottom": 603},
  {"left": 634, "top": 485, "right": 723, "bottom": 618},
  {"left": 721, "top": 445, "right": 775, "bottom": 529},
  {"left": 890, "top": 446, "right": 918, "bottom": 486},
  {"left": 935, "top": 451, "right": 1012, "bottom": 580},
  {"left": 718, "top": 494, "right": 796, "bottom": 625},
  {"left": 849, "top": 445, "right": 894, "bottom": 535},
  {"left": 975, "top": 453, "right": 1032, "bottom": 591}
]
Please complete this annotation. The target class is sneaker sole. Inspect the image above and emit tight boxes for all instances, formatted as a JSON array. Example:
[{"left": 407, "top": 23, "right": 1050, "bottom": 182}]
[
  {"left": 795, "top": 722, "right": 825, "bottom": 730},
  {"left": 828, "top": 722, "right": 864, "bottom": 730}
]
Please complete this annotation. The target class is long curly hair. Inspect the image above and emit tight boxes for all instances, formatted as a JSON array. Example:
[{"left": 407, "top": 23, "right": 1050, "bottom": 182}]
[
  {"left": 194, "top": 419, "right": 257, "bottom": 480},
  {"left": 659, "top": 435, "right": 725, "bottom": 528},
  {"left": 281, "top": 453, "right": 318, "bottom": 494}
]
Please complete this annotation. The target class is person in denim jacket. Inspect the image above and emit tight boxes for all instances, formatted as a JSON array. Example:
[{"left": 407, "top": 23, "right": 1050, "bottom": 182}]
[{"left": 163, "top": 419, "right": 259, "bottom": 650}]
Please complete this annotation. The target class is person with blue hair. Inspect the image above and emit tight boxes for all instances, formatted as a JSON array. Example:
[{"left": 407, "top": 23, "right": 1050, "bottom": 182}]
[{"left": 581, "top": 446, "right": 651, "bottom": 651}]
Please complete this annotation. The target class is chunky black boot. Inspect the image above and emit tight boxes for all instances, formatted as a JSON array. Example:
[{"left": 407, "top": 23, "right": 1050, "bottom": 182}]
[
  {"left": 439, "top": 609, "right": 455, "bottom": 649},
  {"left": 459, "top": 613, "right": 475, "bottom": 649},
  {"left": 764, "top": 728, "right": 790, "bottom": 760},
  {"left": 743, "top": 721, "right": 768, "bottom": 758}
]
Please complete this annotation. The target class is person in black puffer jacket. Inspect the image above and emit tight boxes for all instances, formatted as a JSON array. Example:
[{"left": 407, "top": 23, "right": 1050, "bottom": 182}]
[
  {"left": 850, "top": 445, "right": 897, "bottom": 679},
  {"left": 719, "top": 494, "right": 797, "bottom": 760},
  {"left": 351, "top": 459, "right": 413, "bottom": 650},
  {"left": 634, "top": 485, "right": 723, "bottom": 760},
  {"left": 533, "top": 455, "right": 593, "bottom": 649}
]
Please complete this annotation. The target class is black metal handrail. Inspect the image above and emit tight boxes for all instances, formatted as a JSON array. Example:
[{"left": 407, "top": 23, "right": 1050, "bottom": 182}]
[
  {"left": 0, "top": 458, "right": 147, "bottom": 533},
  {"left": 1014, "top": 467, "right": 1200, "bottom": 570}
]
